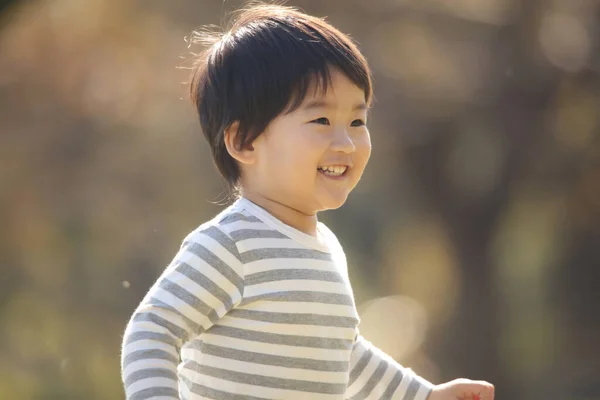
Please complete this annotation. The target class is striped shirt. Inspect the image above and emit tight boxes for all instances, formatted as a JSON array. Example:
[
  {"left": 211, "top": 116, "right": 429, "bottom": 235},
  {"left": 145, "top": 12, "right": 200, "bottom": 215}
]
[{"left": 121, "top": 197, "right": 434, "bottom": 400}]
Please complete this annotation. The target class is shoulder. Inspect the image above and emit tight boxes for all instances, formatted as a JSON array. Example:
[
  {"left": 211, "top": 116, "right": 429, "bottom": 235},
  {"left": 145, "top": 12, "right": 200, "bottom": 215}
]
[
  {"left": 318, "top": 221, "right": 346, "bottom": 258},
  {"left": 317, "top": 221, "right": 341, "bottom": 247},
  {"left": 177, "top": 204, "right": 246, "bottom": 261},
  {"left": 179, "top": 201, "right": 274, "bottom": 258}
]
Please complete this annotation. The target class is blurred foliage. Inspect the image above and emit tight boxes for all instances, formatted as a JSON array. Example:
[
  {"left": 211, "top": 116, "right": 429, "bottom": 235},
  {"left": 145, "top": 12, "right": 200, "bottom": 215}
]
[{"left": 1, "top": 0, "right": 599, "bottom": 399}]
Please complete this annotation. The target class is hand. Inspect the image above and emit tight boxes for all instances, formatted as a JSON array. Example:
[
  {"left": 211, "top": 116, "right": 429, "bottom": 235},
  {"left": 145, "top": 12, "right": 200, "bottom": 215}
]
[{"left": 428, "top": 378, "right": 495, "bottom": 400}]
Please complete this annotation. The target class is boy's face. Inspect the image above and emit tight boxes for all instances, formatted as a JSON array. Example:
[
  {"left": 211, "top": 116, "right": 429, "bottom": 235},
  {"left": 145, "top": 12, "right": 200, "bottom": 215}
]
[{"left": 248, "top": 68, "right": 371, "bottom": 214}]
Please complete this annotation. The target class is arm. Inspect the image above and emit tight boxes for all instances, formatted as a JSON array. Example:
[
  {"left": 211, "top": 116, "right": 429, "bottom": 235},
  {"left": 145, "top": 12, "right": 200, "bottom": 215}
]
[
  {"left": 120, "top": 226, "right": 244, "bottom": 400},
  {"left": 345, "top": 333, "right": 435, "bottom": 400}
]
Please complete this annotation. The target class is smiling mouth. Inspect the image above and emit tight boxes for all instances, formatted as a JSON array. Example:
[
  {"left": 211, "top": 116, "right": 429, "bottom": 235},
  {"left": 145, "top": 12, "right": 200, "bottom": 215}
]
[{"left": 317, "top": 165, "right": 348, "bottom": 178}]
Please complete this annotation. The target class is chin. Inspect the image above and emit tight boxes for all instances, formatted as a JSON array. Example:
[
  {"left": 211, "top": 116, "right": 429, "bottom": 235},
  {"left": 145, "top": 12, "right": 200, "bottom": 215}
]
[{"left": 318, "top": 194, "right": 349, "bottom": 211}]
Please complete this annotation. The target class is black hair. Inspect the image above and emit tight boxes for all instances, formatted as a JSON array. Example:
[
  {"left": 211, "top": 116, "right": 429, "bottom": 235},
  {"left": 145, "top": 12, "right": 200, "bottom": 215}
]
[{"left": 189, "top": 2, "right": 373, "bottom": 195}]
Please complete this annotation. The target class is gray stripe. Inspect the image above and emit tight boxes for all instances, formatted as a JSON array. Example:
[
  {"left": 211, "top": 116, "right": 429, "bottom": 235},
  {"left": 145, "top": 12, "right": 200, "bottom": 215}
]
[
  {"left": 124, "top": 367, "right": 177, "bottom": 388},
  {"left": 195, "top": 342, "right": 349, "bottom": 372},
  {"left": 382, "top": 370, "right": 404, "bottom": 400},
  {"left": 201, "top": 226, "right": 242, "bottom": 262},
  {"left": 158, "top": 279, "right": 220, "bottom": 325},
  {"left": 240, "top": 291, "right": 354, "bottom": 306},
  {"left": 246, "top": 269, "right": 344, "bottom": 286},
  {"left": 228, "top": 309, "right": 358, "bottom": 328},
  {"left": 122, "top": 349, "right": 178, "bottom": 370},
  {"left": 129, "top": 387, "right": 179, "bottom": 400},
  {"left": 348, "top": 346, "right": 374, "bottom": 386},
  {"left": 207, "top": 324, "right": 353, "bottom": 349},
  {"left": 124, "top": 331, "right": 178, "bottom": 347},
  {"left": 148, "top": 297, "right": 201, "bottom": 336},
  {"left": 185, "top": 241, "right": 244, "bottom": 293},
  {"left": 219, "top": 213, "right": 262, "bottom": 225},
  {"left": 241, "top": 248, "right": 332, "bottom": 263},
  {"left": 230, "top": 229, "right": 289, "bottom": 242},
  {"left": 190, "top": 383, "right": 272, "bottom": 400},
  {"left": 176, "top": 262, "right": 236, "bottom": 311},
  {"left": 190, "top": 363, "right": 346, "bottom": 394},
  {"left": 348, "top": 359, "right": 388, "bottom": 400},
  {"left": 132, "top": 312, "right": 188, "bottom": 342},
  {"left": 403, "top": 376, "right": 421, "bottom": 400}
]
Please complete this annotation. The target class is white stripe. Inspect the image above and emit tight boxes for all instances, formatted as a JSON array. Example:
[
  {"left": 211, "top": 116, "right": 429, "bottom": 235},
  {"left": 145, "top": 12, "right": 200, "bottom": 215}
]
[
  {"left": 224, "top": 220, "right": 274, "bottom": 231},
  {"left": 217, "top": 315, "right": 355, "bottom": 339},
  {"left": 237, "top": 238, "right": 310, "bottom": 250},
  {"left": 148, "top": 397, "right": 180, "bottom": 400},
  {"left": 177, "top": 369, "right": 194, "bottom": 399},
  {"left": 181, "top": 344, "right": 198, "bottom": 361},
  {"left": 200, "top": 333, "right": 351, "bottom": 361}
]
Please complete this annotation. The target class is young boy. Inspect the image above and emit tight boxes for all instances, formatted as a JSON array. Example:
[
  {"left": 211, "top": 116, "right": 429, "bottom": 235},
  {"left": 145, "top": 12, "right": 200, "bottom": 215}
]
[{"left": 120, "top": 4, "right": 495, "bottom": 400}]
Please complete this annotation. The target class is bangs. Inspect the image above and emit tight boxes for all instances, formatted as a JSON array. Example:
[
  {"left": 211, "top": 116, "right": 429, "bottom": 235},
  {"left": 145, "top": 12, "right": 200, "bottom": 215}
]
[{"left": 284, "top": 67, "right": 333, "bottom": 115}]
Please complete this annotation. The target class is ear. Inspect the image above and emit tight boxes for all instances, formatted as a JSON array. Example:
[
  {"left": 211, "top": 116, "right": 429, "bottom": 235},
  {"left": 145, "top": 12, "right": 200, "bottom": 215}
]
[{"left": 224, "top": 121, "right": 257, "bottom": 165}]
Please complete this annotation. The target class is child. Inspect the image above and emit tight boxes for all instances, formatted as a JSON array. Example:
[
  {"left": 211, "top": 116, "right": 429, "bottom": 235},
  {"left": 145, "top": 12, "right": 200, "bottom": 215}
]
[{"left": 120, "top": 3, "right": 495, "bottom": 400}]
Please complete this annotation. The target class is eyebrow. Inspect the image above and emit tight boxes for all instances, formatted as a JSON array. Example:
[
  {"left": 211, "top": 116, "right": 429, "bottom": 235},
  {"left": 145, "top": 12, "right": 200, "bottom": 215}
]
[{"left": 301, "top": 100, "right": 369, "bottom": 112}]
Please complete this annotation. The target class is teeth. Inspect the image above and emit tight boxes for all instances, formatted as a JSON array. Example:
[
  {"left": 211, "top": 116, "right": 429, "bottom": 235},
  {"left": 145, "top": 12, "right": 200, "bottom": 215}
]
[{"left": 318, "top": 165, "right": 347, "bottom": 176}]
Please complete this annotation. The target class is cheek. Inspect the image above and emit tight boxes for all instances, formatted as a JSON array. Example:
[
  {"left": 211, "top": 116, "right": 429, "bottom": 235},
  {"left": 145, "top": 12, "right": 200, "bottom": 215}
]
[
  {"left": 269, "top": 133, "right": 322, "bottom": 178},
  {"left": 355, "top": 132, "right": 372, "bottom": 166},
  {"left": 288, "top": 131, "right": 325, "bottom": 163}
]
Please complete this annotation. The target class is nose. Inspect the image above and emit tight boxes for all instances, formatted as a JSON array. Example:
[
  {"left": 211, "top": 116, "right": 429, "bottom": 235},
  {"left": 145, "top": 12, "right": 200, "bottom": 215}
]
[{"left": 331, "top": 128, "right": 356, "bottom": 154}]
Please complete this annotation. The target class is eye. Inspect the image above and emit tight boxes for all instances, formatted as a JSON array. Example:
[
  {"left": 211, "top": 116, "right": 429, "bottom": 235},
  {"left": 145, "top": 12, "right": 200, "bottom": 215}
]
[
  {"left": 311, "top": 117, "right": 330, "bottom": 125},
  {"left": 351, "top": 119, "right": 366, "bottom": 127}
]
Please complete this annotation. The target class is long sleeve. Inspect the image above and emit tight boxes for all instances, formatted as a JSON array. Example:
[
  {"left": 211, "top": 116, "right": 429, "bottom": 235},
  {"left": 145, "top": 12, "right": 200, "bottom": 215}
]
[
  {"left": 120, "top": 225, "right": 244, "bottom": 400},
  {"left": 344, "top": 334, "right": 435, "bottom": 400}
]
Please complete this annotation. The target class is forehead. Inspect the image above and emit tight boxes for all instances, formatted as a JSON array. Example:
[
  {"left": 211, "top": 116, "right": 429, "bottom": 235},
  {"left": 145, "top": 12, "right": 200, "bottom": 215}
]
[{"left": 301, "top": 70, "right": 368, "bottom": 111}]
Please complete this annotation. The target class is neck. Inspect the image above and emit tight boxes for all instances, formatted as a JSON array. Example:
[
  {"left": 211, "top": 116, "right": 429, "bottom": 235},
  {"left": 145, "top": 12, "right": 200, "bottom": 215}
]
[{"left": 241, "top": 189, "right": 319, "bottom": 237}]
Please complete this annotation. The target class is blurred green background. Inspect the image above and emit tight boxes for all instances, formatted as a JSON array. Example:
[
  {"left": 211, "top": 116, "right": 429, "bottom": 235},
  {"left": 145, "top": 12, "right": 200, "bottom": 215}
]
[{"left": 1, "top": 0, "right": 599, "bottom": 399}]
